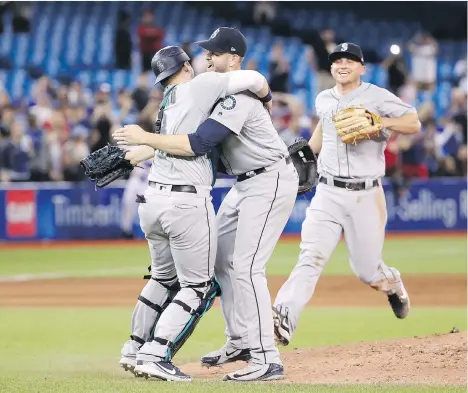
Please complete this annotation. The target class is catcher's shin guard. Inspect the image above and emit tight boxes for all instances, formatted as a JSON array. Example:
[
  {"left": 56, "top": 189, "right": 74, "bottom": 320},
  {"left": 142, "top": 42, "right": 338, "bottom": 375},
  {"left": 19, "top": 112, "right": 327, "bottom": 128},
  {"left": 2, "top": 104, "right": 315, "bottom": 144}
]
[
  {"left": 154, "top": 279, "right": 222, "bottom": 361},
  {"left": 129, "top": 276, "right": 180, "bottom": 346}
]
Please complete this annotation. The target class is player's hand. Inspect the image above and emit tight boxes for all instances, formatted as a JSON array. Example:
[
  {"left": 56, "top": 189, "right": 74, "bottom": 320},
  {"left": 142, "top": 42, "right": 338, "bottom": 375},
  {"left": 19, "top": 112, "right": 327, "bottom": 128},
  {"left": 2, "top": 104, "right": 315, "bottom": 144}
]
[{"left": 113, "top": 125, "right": 148, "bottom": 146}]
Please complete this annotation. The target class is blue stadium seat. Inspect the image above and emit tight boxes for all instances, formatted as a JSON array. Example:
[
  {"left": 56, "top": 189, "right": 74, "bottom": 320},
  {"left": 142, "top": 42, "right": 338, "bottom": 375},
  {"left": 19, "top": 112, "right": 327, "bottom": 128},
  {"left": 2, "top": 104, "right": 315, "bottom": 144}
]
[{"left": 0, "top": 1, "right": 464, "bottom": 116}]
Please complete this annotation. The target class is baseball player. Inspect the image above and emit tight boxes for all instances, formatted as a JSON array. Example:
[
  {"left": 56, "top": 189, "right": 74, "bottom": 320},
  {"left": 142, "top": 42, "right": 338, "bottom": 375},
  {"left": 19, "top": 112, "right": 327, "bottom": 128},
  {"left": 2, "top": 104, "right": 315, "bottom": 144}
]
[
  {"left": 272, "top": 43, "right": 421, "bottom": 346},
  {"left": 116, "top": 28, "right": 299, "bottom": 382},
  {"left": 114, "top": 45, "right": 274, "bottom": 382}
]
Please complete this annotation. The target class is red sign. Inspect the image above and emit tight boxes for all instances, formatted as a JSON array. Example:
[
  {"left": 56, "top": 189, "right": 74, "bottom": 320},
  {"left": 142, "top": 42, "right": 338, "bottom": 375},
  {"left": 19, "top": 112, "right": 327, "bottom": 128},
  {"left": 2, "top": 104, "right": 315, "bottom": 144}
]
[{"left": 6, "top": 190, "right": 37, "bottom": 238}]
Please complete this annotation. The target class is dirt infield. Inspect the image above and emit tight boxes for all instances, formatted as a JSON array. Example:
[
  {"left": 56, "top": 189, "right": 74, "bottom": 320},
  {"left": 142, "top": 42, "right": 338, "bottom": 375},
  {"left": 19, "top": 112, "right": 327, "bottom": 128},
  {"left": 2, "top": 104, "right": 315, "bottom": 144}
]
[
  {"left": 0, "top": 274, "right": 465, "bottom": 307},
  {"left": 183, "top": 331, "right": 467, "bottom": 385}
]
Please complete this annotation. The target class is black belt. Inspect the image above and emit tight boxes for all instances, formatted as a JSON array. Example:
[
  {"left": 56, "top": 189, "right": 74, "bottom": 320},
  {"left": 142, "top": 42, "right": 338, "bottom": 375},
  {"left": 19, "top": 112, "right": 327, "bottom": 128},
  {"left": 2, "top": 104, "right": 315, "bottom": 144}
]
[
  {"left": 237, "top": 156, "right": 291, "bottom": 182},
  {"left": 148, "top": 181, "right": 197, "bottom": 194},
  {"left": 319, "top": 176, "right": 379, "bottom": 191}
]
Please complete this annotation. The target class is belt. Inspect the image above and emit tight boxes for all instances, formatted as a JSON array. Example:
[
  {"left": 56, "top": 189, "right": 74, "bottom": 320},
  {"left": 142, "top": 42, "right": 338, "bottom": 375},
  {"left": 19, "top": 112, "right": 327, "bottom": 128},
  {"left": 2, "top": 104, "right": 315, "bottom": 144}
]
[
  {"left": 148, "top": 181, "right": 197, "bottom": 194},
  {"left": 319, "top": 176, "right": 379, "bottom": 191},
  {"left": 237, "top": 156, "right": 291, "bottom": 182}
]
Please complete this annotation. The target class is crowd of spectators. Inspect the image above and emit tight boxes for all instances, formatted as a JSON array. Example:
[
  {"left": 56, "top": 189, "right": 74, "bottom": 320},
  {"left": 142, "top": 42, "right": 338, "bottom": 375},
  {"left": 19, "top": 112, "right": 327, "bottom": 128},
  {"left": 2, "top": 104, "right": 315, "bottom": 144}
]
[{"left": 0, "top": 8, "right": 466, "bottom": 184}]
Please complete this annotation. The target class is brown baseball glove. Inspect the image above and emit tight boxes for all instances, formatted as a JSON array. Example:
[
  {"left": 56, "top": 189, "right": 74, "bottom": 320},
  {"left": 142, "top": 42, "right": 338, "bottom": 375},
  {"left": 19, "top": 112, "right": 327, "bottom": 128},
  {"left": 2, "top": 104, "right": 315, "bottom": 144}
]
[{"left": 333, "top": 105, "right": 383, "bottom": 145}]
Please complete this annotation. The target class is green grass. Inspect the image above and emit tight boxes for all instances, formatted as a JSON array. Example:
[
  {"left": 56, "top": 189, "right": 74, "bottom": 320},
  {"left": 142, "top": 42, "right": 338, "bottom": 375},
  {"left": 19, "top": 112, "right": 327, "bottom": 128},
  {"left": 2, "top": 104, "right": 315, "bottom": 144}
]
[
  {"left": 0, "top": 236, "right": 466, "bottom": 392},
  {"left": 1, "top": 307, "right": 465, "bottom": 364},
  {"left": 0, "top": 237, "right": 466, "bottom": 278},
  {"left": 0, "top": 377, "right": 464, "bottom": 393}
]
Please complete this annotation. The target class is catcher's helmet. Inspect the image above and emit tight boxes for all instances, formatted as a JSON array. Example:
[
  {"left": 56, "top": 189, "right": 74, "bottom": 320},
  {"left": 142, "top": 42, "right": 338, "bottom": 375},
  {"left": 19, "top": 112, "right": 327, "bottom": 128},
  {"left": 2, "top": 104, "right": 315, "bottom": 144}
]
[{"left": 151, "top": 46, "right": 190, "bottom": 85}]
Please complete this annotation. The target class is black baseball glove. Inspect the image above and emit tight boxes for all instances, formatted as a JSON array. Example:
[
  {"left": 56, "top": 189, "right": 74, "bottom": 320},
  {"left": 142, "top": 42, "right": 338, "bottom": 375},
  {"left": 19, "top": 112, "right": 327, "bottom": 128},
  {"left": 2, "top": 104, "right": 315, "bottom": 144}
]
[
  {"left": 80, "top": 144, "right": 135, "bottom": 188},
  {"left": 287, "top": 138, "right": 318, "bottom": 195}
]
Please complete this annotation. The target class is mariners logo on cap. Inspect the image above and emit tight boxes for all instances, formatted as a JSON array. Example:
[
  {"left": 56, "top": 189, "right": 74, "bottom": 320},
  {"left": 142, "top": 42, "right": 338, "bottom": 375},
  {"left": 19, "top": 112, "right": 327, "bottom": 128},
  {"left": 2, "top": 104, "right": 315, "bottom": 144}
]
[
  {"left": 210, "top": 28, "right": 220, "bottom": 39},
  {"left": 220, "top": 95, "right": 236, "bottom": 110},
  {"left": 340, "top": 43, "right": 348, "bottom": 51},
  {"left": 156, "top": 60, "right": 165, "bottom": 72}
]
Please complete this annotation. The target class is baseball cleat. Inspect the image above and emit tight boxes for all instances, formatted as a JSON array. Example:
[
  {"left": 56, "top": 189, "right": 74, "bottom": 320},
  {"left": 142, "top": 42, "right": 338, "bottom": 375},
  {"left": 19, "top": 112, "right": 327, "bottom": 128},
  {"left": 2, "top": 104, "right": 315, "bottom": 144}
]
[
  {"left": 272, "top": 304, "right": 291, "bottom": 346},
  {"left": 119, "top": 356, "right": 137, "bottom": 375},
  {"left": 200, "top": 343, "right": 251, "bottom": 367},
  {"left": 223, "top": 362, "right": 285, "bottom": 382},
  {"left": 388, "top": 279, "right": 410, "bottom": 319},
  {"left": 134, "top": 360, "right": 192, "bottom": 382}
]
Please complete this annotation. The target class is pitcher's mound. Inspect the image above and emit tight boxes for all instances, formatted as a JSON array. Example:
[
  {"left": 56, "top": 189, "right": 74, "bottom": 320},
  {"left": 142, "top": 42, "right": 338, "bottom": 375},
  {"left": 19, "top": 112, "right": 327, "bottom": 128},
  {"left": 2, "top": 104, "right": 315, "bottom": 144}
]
[{"left": 182, "top": 330, "right": 466, "bottom": 385}]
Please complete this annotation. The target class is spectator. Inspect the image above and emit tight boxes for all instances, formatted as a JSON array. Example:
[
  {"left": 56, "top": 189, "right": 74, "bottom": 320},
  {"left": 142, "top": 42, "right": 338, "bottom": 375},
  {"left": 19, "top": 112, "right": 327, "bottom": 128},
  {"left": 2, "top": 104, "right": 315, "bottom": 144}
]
[
  {"left": 138, "top": 89, "right": 163, "bottom": 133},
  {"left": 67, "top": 81, "right": 92, "bottom": 109},
  {"left": 397, "top": 78, "right": 418, "bottom": 107},
  {"left": 0, "top": 104, "right": 16, "bottom": 136},
  {"left": 114, "top": 89, "right": 138, "bottom": 127},
  {"left": 11, "top": 2, "right": 31, "bottom": 33},
  {"left": 399, "top": 132, "right": 429, "bottom": 179},
  {"left": 0, "top": 121, "right": 32, "bottom": 182},
  {"left": 0, "top": 88, "right": 11, "bottom": 112},
  {"left": 269, "top": 42, "right": 290, "bottom": 93},
  {"left": 137, "top": 10, "right": 166, "bottom": 73},
  {"left": 307, "top": 29, "right": 337, "bottom": 93},
  {"left": 253, "top": 1, "right": 277, "bottom": 25},
  {"left": 115, "top": 10, "right": 132, "bottom": 70},
  {"left": 421, "top": 118, "right": 441, "bottom": 177},
  {"left": 29, "top": 94, "right": 53, "bottom": 127},
  {"left": 131, "top": 74, "right": 150, "bottom": 113},
  {"left": 408, "top": 31, "right": 438, "bottom": 92},
  {"left": 26, "top": 113, "right": 52, "bottom": 181},
  {"left": 90, "top": 99, "right": 115, "bottom": 152},
  {"left": 382, "top": 51, "right": 408, "bottom": 95},
  {"left": 454, "top": 57, "right": 467, "bottom": 93},
  {"left": 63, "top": 125, "right": 90, "bottom": 181},
  {"left": 66, "top": 103, "right": 90, "bottom": 131}
]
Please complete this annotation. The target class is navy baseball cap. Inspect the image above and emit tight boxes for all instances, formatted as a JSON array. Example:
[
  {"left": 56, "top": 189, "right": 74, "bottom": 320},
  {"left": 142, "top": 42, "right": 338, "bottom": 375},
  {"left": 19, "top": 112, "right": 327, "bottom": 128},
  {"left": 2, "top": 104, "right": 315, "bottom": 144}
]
[
  {"left": 195, "top": 27, "right": 247, "bottom": 57},
  {"left": 329, "top": 42, "right": 364, "bottom": 64}
]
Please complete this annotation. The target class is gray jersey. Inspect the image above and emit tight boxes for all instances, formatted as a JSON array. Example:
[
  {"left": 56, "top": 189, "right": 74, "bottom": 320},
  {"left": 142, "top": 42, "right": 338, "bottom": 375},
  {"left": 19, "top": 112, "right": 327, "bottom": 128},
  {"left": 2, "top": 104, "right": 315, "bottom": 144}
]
[
  {"left": 209, "top": 92, "right": 288, "bottom": 175},
  {"left": 148, "top": 72, "right": 230, "bottom": 186},
  {"left": 316, "top": 82, "right": 416, "bottom": 179}
]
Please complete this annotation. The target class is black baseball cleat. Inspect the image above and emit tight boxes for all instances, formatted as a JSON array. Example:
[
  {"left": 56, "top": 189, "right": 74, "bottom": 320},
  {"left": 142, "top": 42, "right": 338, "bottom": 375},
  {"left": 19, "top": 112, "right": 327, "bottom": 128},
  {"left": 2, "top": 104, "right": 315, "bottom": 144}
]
[
  {"left": 201, "top": 343, "right": 251, "bottom": 367},
  {"left": 223, "top": 362, "right": 285, "bottom": 382},
  {"left": 388, "top": 292, "right": 410, "bottom": 319},
  {"left": 386, "top": 268, "right": 410, "bottom": 319}
]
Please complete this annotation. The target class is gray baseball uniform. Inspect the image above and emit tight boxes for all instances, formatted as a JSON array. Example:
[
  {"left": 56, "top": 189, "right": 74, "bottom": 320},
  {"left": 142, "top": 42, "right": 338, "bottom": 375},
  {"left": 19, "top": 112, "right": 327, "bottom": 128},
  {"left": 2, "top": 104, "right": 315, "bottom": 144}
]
[
  {"left": 209, "top": 92, "right": 299, "bottom": 366},
  {"left": 274, "top": 82, "right": 416, "bottom": 338},
  {"left": 121, "top": 72, "right": 265, "bottom": 364}
]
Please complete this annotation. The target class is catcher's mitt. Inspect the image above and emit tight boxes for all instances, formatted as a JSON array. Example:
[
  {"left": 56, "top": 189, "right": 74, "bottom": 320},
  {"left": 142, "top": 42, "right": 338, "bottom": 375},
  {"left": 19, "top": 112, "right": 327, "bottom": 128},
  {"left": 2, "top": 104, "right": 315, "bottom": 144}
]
[
  {"left": 80, "top": 144, "right": 134, "bottom": 188},
  {"left": 288, "top": 138, "right": 318, "bottom": 195},
  {"left": 333, "top": 105, "right": 383, "bottom": 145}
]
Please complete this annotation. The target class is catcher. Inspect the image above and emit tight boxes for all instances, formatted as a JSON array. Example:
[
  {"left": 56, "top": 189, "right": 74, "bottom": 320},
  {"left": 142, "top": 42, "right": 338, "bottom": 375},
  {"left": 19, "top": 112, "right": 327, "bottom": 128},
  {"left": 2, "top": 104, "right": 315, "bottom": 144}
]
[{"left": 272, "top": 42, "right": 421, "bottom": 347}]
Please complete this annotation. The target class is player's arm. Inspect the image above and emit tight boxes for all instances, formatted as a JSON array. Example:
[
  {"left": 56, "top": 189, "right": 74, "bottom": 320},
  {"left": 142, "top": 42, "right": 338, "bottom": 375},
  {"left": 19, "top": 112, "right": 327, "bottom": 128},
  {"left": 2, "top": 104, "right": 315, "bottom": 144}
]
[
  {"left": 377, "top": 88, "right": 421, "bottom": 135},
  {"left": 309, "top": 122, "right": 323, "bottom": 153},
  {"left": 224, "top": 70, "right": 271, "bottom": 100},
  {"left": 114, "top": 121, "right": 233, "bottom": 157},
  {"left": 124, "top": 145, "right": 155, "bottom": 165},
  {"left": 191, "top": 71, "right": 272, "bottom": 114},
  {"left": 380, "top": 113, "right": 421, "bottom": 135}
]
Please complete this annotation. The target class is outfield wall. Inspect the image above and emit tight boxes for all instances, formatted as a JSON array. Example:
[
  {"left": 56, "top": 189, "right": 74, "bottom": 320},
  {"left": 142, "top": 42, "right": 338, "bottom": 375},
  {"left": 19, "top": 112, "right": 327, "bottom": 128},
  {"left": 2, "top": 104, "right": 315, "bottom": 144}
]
[{"left": 0, "top": 178, "right": 466, "bottom": 241}]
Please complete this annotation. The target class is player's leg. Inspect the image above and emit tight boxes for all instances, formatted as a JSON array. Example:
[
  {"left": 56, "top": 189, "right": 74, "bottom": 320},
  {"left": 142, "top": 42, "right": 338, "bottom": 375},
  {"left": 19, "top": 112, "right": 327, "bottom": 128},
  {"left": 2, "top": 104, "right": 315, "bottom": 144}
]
[
  {"left": 224, "top": 168, "right": 297, "bottom": 381},
  {"left": 136, "top": 192, "right": 218, "bottom": 382},
  {"left": 272, "top": 183, "right": 343, "bottom": 346},
  {"left": 343, "top": 185, "right": 410, "bottom": 318},
  {"left": 201, "top": 188, "right": 251, "bottom": 367},
  {"left": 120, "top": 202, "right": 179, "bottom": 374}
]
